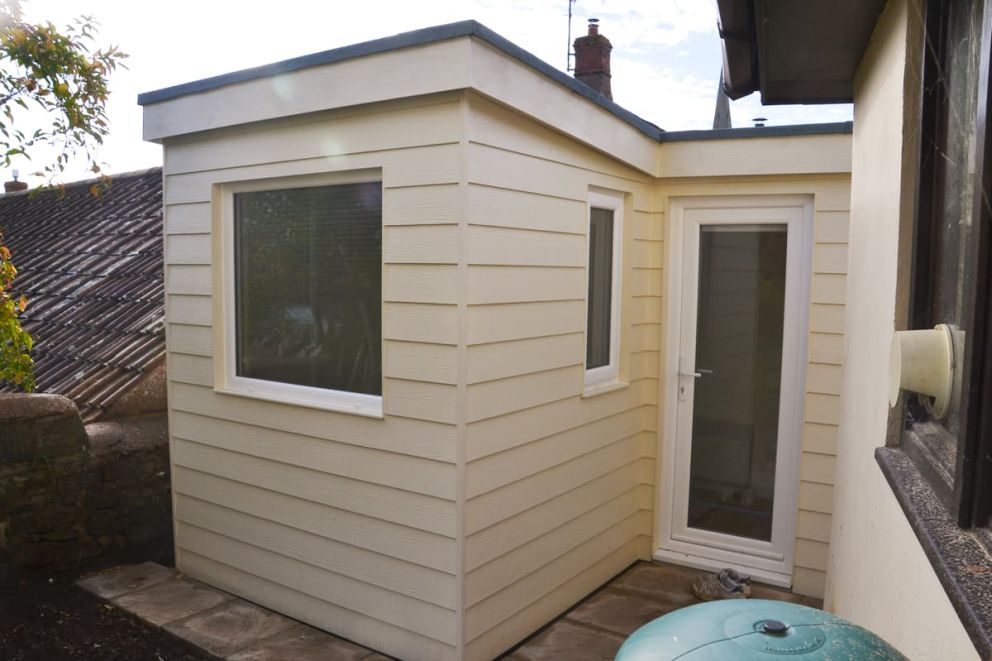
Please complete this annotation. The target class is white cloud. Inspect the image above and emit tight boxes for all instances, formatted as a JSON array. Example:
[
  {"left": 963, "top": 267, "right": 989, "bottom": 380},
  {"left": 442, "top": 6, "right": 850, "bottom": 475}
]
[{"left": 613, "top": 57, "right": 719, "bottom": 130}]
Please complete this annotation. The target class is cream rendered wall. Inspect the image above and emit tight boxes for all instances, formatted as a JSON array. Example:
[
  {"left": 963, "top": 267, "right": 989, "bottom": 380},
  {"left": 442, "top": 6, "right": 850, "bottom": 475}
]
[
  {"left": 162, "top": 94, "right": 466, "bottom": 661},
  {"left": 824, "top": 0, "right": 977, "bottom": 658},
  {"left": 655, "top": 173, "right": 850, "bottom": 598},
  {"left": 460, "top": 93, "right": 658, "bottom": 661}
]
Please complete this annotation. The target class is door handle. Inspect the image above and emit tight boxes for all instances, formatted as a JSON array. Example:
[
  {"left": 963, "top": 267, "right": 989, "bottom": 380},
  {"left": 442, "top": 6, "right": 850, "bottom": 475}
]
[{"left": 678, "top": 356, "right": 712, "bottom": 379}]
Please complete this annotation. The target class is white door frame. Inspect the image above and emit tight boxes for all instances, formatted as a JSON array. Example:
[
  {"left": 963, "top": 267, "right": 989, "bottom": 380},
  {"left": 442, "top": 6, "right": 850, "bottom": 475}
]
[{"left": 655, "top": 195, "right": 813, "bottom": 587}]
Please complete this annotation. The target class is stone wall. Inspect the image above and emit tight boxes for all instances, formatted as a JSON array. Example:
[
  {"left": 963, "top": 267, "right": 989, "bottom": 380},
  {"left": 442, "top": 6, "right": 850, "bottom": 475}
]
[{"left": 0, "top": 394, "right": 172, "bottom": 581}]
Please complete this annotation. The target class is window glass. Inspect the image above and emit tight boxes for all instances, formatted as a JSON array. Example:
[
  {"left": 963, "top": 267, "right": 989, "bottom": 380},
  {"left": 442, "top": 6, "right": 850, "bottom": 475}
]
[
  {"left": 689, "top": 225, "right": 787, "bottom": 542},
  {"left": 901, "top": 0, "right": 992, "bottom": 525},
  {"left": 587, "top": 207, "right": 614, "bottom": 370},
  {"left": 234, "top": 182, "right": 382, "bottom": 396},
  {"left": 924, "top": 0, "right": 983, "bottom": 438}
]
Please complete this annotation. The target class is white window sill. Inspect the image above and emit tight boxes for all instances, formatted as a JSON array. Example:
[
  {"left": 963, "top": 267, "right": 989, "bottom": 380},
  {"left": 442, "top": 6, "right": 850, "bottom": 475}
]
[
  {"left": 581, "top": 379, "right": 629, "bottom": 398},
  {"left": 214, "top": 383, "right": 384, "bottom": 419}
]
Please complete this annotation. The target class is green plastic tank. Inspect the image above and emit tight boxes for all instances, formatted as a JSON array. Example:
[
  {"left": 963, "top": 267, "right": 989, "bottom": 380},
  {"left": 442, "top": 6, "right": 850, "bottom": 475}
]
[{"left": 615, "top": 599, "right": 908, "bottom": 660}]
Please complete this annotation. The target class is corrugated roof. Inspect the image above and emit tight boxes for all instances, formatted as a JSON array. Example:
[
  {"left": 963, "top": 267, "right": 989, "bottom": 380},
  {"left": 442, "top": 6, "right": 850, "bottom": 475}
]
[{"left": 0, "top": 168, "right": 164, "bottom": 422}]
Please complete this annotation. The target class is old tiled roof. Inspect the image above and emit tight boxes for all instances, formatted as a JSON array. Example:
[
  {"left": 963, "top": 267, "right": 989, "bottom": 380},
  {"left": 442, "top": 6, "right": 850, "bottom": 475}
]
[{"left": 0, "top": 168, "right": 164, "bottom": 421}]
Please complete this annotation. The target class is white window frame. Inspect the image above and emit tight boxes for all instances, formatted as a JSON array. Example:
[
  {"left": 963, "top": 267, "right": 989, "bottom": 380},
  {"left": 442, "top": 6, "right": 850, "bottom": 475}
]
[
  {"left": 214, "top": 170, "right": 384, "bottom": 418},
  {"left": 583, "top": 189, "right": 624, "bottom": 391}
]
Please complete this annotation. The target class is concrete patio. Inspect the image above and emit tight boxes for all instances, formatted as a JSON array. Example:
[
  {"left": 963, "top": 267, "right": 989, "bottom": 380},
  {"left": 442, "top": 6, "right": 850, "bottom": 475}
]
[{"left": 77, "top": 561, "right": 820, "bottom": 660}]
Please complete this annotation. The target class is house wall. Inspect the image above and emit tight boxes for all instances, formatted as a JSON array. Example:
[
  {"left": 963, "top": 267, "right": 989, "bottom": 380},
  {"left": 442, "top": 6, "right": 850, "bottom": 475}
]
[
  {"left": 456, "top": 94, "right": 852, "bottom": 658},
  {"left": 824, "top": 1, "right": 978, "bottom": 659},
  {"left": 162, "top": 94, "right": 466, "bottom": 661},
  {"left": 149, "top": 31, "right": 858, "bottom": 661},
  {"left": 460, "top": 93, "right": 658, "bottom": 661},
  {"left": 654, "top": 173, "right": 850, "bottom": 598}
]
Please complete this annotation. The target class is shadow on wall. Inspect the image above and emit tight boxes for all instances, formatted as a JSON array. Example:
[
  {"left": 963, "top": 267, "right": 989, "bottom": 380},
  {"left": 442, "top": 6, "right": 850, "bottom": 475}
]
[{"left": 0, "top": 394, "right": 173, "bottom": 583}]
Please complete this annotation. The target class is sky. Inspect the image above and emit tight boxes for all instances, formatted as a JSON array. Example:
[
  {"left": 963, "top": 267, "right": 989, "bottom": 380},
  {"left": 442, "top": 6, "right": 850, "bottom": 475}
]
[{"left": 15, "top": 0, "right": 853, "bottom": 184}]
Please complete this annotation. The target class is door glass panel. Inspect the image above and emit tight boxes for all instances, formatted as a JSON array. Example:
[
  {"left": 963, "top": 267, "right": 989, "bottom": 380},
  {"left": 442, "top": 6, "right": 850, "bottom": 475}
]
[{"left": 688, "top": 224, "right": 787, "bottom": 542}]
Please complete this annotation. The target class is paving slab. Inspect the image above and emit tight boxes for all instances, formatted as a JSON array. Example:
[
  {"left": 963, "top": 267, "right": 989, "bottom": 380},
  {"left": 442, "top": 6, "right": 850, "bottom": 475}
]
[
  {"left": 112, "top": 576, "right": 232, "bottom": 626},
  {"left": 507, "top": 561, "right": 824, "bottom": 658},
  {"left": 609, "top": 562, "right": 702, "bottom": 600},
  {"left": 565, "top": 587, "right": 684, "bottom": 636},
  {"left": 164, "top": 598, "right": 297, "bottom": 658},
  {"left": 227, "top": 623, "right": 378, "bottom": 661},
  {"left": 511, "top": 620, "right": 625, "bottom": 661},
  {"left": 77, "top": 561, "right": 177, "bottom": 599},
  {"left": 750, "top": 582, "right": 822, "bottom": 607}
]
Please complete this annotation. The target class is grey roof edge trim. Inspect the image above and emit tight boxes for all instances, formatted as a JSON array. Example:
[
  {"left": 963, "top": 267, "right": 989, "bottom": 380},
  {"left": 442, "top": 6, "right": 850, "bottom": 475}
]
[
  {"left": 136, "top": 20, "right": 665, "bottom": 140},
  {"left": 658, "top": 121, "right": 853, "bottom": 142},
  {"left": 466, "top": 23, "right": 663, "bottom": 139}
]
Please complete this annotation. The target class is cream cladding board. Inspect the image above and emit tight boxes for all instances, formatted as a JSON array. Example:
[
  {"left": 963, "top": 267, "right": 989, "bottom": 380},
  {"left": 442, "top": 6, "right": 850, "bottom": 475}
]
[
  {"left": 162, "top": 96, "right": 465, "bottom": 660},
  {"left": 461, "top": 94, "right": 658, "bottom": 659}
]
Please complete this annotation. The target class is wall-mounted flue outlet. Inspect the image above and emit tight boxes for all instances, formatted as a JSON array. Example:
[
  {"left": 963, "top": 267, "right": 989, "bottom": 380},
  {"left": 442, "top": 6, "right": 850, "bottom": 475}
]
[{"left": 889, "top": 324, "right": 955, "bottom": 419}]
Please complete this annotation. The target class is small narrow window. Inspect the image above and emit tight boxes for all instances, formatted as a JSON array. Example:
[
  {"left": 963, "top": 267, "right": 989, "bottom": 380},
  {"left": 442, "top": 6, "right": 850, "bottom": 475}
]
[
  {"left": 585, "top": 191, "right": 623, "bottom": 388},
  {"left": 224, "top": 178, "right": 383, "bottom": 415}
]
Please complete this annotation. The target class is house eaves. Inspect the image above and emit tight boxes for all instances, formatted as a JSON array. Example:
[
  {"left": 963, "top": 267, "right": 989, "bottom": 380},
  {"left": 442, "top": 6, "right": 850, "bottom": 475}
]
[{"left": 716, "top": 0, "right": 887, "bottom": 104}]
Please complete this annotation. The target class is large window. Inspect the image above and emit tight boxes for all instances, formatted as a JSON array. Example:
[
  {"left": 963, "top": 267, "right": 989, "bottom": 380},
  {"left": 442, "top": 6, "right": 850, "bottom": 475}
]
[
  {"left": 585, "top": 191, "right": 623, "bottom": 389},
  {"left": 221, "top": 176, "right": 382, "bottom": 415},
  {"left": 894, "top": 0, "right": 992, "bottom": 527}
]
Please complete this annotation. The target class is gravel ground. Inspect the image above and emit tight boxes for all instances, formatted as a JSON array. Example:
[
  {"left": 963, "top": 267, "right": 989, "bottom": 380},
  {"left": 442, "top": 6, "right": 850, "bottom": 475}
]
[{"left": 0, "top": 569, "right": 209, "bottom": 661}]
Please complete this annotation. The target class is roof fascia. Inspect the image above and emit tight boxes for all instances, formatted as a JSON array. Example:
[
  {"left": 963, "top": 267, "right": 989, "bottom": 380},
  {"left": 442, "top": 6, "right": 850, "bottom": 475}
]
[
  {"left": 139, "top": 21, "right": 663, "bottom": 145},
  {"left": 465, "top": 40, "right": 659, "bottom": 175},
  {"left": 141, "top": 37, "right": 474, "bottom": 142},
  {"left": 658, "top": 131, "right": 852, "bottom": 179}
]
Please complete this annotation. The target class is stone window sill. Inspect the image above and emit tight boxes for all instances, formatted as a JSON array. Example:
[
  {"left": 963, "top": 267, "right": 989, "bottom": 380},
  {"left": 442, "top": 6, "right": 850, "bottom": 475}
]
[{"left": 876, "top": 446, "right": 992, "bottom": 657}]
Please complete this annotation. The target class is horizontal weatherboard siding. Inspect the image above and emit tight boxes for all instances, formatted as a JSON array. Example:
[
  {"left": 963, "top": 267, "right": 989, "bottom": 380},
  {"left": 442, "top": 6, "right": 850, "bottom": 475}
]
[
  {"left": 162, "top": 96, "right": 465, "bottom": 659},
  {"left": 461, "top": 93, "right": 658, "bottom": 659},
  {"left": 153, "top": 50, "right": 854, "bottom": 657},
  {"left": 172, "top": 467, "right": 456, "bottom": 572},
  {"left": 171, "top": 439, "right": 456, "bottom": 536}
]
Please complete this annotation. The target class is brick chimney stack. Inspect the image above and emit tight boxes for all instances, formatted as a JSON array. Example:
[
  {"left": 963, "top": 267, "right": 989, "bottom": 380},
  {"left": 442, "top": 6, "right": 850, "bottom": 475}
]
[
  {"left": 5, "top": 169, "right": 27, "bottom": 193},
  {"left": 573, "top": 19, "right": 612, "bottom": 99}
]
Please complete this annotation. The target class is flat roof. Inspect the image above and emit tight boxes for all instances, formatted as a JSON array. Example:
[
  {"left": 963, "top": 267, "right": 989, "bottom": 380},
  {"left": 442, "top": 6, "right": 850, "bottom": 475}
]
[
  {"left": 660, "top": 122, "right": 853, "bottom": 142},
  {"left": 138, "top": 20, "right": 852, "bottom": 143}
]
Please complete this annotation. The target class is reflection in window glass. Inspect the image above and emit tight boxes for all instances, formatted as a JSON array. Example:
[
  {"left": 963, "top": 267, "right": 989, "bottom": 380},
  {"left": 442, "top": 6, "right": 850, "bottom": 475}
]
[
  {"left": 587, "top": 208, "right": 614, "bottom": 370},
  {"left": 688, "top": 225, "right": 787, "bottom": 542},
  {"left": 234, "top": 183, "right": 382, "bottom": 395},
  {"left": 924, "top": 0, "right": 982, "bottom": 438}
]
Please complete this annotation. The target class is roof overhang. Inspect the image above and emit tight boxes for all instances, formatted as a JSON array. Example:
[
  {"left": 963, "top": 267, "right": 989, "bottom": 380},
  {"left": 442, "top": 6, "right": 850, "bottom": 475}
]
[{"left": 716, "top": 0, "right": 887, "bottom": 104}]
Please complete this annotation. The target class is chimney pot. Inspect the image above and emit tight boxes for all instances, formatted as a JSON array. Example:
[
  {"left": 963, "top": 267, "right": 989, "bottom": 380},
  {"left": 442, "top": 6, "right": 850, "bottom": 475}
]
[
  {"left": 4, "top": 179, "right": 27, "bottom": 193},
  {"left": 573, "top": 19, "right": 613, "bottom": 100}
]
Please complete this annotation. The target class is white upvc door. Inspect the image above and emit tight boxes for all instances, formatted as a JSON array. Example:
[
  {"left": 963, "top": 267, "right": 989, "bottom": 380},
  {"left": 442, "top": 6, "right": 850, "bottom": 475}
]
[{"left": 656, "top": 196, "right": 812, "bottom": 587}]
